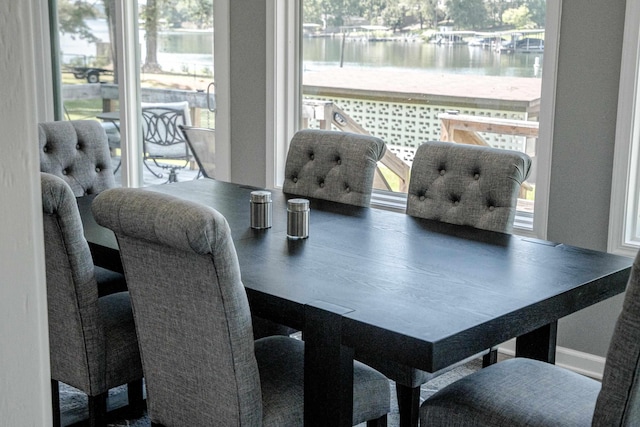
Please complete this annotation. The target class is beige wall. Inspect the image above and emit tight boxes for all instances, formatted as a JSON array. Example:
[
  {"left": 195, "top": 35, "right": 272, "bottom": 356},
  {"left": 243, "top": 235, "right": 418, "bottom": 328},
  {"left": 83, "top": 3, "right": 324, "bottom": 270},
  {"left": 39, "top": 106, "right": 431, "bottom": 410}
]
[
  {"left": 548, "top": 0, "right": 627, "bottom": 357},
  {"left": 0, "top": 0, "right": 53, "bottom": 423}
]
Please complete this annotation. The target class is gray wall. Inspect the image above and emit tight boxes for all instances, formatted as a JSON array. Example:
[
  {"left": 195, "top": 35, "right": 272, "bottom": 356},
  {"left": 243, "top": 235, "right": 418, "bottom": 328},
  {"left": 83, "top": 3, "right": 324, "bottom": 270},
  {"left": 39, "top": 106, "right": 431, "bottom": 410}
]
[
  {"left": 229, "top": 0, "right": 268, "bottom": 187},
  {"left": 549, "top": 0, "right": 627, "bottom": 356}
]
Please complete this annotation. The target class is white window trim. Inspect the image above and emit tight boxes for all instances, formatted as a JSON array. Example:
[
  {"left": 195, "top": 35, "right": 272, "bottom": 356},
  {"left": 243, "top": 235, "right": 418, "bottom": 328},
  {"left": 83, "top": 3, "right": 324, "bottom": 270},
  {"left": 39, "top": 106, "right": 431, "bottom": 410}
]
[
  {"left": 115, "top": 0, "right": 143, "bottom": 188},
  {"left": 266, "top": 0, "right": 300, "bottom": 189},
  {"left": 531, "top": 0, "right": 561, "bottom": 240},
  {"left": 269, "top": 1, "right": 561, "bottom": 240},
  {"left": 608, "top": 0, "right": 640, "bottom": 257},
  {"left": 214, "top": 0, "right": 231, "bottom": 182}
]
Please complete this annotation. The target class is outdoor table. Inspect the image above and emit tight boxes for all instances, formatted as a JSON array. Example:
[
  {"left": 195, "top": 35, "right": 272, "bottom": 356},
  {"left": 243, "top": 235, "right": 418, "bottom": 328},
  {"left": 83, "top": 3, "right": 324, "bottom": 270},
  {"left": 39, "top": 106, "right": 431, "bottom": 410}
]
[{"left": 77, "top": 178, "right": 633, "bottom": 427}]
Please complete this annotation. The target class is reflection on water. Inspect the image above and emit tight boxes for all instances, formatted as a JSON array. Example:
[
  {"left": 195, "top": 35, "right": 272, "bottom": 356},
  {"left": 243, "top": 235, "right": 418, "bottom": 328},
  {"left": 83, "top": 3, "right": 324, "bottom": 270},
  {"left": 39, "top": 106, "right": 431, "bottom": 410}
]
[
  {"left": 303, "top": 38, "right": 542, "bottom": 78},
  {"left": 60, "top": 19, "right": 542, "bottom": 78}
]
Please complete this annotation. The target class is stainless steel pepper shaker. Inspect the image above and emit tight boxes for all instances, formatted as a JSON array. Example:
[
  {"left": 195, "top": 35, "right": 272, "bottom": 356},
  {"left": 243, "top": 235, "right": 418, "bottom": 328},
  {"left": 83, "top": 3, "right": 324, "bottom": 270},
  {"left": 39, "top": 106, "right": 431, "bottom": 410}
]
[
  {"left": 250, "top": 190, "right": 272, "bottom": 229},
  {"left": 287, "top": 198, "right": 309, "bottom": 239}
]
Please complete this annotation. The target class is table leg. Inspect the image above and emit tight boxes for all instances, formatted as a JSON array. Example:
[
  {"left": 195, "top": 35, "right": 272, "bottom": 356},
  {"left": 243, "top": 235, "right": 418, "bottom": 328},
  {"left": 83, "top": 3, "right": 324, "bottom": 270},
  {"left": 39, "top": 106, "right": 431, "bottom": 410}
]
[
  {"left": 304, "top": 301, "right": 354, "bottom": 427},
  {"left": 515, "top": 321, "right": 558, "bottom": 363}
]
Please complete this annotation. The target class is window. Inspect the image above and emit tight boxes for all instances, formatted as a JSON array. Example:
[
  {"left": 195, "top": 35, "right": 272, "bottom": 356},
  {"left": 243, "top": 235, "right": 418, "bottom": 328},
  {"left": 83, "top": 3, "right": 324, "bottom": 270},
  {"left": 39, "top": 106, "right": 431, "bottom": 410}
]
[
  {"left": 286, "top": 0, "right": 552, "bottom": 233},
  {"left": 54, "top": 0, "right": 217, "bottom": 188},
  {"left": 609, "top": 0, "right": 640, "bottom": 257}
]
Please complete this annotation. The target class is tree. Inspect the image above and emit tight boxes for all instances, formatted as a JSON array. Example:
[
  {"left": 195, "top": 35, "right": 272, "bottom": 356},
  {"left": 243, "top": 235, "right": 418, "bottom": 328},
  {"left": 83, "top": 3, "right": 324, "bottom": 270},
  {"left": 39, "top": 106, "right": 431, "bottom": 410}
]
[
  {"left": 142, "top": 0, "right": 162, "bottom": 72},
  {"left": 446, "top": 0, "right": 488, "bottom": 30},
  {"left": 502, "top": 5, "right": 534, "bottom": 29},
  {"left": 526, "top": 0, "right": 546, "bottom": 28},
  {"left": 58, "top": 0, "right": 99, "bottom": 44},
  {"left": 103, "top": 0, "right": 118, "bottom": 82}
]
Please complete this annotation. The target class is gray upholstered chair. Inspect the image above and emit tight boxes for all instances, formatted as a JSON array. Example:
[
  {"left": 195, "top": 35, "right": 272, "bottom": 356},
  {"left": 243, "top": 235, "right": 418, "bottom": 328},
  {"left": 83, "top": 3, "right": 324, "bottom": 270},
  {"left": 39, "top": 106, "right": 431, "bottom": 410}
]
[
  {"left": 357, "top": 140, "right": 532, "bottom": 427},
  {"left": 41, "top": 173, "right": 143, "bottom": 427},
  {"left": 39, "top": 120, "right": 116, "bottom": 197},
  {"left": 406, "top": 140, "right": 532, "bottom": 233},
  {"left": 283, "top": 128, "right": 387, "bottom": 207},
  {"left": 179, "top": 124, "right": 216, "bottom": 179},
  {"left": 92, "top": 188, "right": 390, "bottom": 426},
  {"left": 39, "top": 119, "right": 126, "bottom": 297},
  {"left": 420, "top": 249, "right": 640, "bottom": 427},
  {"left": 255, "top": 128, "right": 387, "bottom": 340}
]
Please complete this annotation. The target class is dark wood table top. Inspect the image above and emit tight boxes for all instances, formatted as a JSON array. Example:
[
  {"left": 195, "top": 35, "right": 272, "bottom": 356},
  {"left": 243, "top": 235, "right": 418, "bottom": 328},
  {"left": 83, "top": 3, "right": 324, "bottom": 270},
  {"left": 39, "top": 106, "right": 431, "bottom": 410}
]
[{"left": 78, "top": 178, "right": 633, "bottom": 426}]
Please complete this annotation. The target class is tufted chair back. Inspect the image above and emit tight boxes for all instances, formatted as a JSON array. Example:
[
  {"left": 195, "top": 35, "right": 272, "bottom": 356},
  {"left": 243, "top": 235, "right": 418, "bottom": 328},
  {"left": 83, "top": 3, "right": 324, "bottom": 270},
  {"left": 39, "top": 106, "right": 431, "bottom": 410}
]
[
  {"left": 39, "top": 120, "right": 116, "bottom": 197},
  {"left": 283, "top": 129, "right": 386, "bottom": 207},
  {"left": 93, "top": 188, "right": 262, "bottom": 425},
  {"left": 407, "top": 141, "right": 531, "bottom": 233},
  {"left": 42, "top": 172, "right": 143, "bottom": 426}
]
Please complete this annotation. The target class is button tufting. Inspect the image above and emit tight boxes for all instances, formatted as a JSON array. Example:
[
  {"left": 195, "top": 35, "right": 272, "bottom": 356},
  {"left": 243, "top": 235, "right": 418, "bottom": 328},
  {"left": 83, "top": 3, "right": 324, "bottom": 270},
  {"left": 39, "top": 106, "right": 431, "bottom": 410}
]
[
  {"left": 489, "top": 206, "right": 495, "bottom": 211},
  {"left": 76, "top": 143, "right": 81, "bottom": 150},
  {"left": 319, "top": 181, "right": 325, "bottom": 188},
  {"left": 419, "top": 196, "right": 425, "bottom": 201},
  {"left": 292, "top": 177, "right": 298, "bottom": 183},
  {"left": 309, "top": 153, "right": 314, "bottom": 160},
  {"left": 43, "top": 146, "right": 48, "bottom": 153},
  {"left": 440, "top": 169, "right": 446, "bottom": 176},
  {"left": 95, "top": 167, "right": 101, "bottom": 173},
  {"left": 62, "top": 169, "right": 68, "bottom": 175},
  {"left": 474, "top": 173, "right": 480, "bottom": 180},
  {"left": 337, "top": 158, "right": 342, "bottom": 165},
  {"left": 454, "top": 200, "right": 460, "bottom": 206},
  {"left": 345, "top": 186, "right": 350, "bottom": 193}
]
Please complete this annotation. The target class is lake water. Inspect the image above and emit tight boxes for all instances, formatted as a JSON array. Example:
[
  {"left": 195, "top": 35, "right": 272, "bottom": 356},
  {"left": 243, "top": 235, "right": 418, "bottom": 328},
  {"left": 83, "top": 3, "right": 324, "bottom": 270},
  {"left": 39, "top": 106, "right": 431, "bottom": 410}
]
[{"left": 59, "top": 19, "right": 542, "bottom": 78}]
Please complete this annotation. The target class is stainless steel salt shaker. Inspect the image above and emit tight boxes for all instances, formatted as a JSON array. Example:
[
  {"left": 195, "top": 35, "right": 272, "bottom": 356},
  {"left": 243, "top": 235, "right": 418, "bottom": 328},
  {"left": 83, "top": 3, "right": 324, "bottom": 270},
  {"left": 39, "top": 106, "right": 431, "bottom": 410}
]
[
  {"left": 250, "top": 191, "right": 272, "bottom": 229},
  {"left": 287, "top": 198, "right": 309, "bottom": 239}
]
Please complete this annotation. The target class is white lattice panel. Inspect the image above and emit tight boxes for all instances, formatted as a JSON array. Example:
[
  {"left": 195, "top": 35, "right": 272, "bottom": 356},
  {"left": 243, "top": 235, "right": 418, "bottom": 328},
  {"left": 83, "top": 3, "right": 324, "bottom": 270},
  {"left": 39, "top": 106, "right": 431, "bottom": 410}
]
[{"left": 304, "top": 95, "right": 531, "bottom": 162}]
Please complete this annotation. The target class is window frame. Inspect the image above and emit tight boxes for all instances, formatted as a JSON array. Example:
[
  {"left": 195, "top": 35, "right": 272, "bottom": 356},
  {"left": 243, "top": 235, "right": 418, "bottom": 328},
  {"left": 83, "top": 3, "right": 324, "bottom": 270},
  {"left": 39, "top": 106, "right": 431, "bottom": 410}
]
[
  {"left": 270, "top": 1, "right": 562, "bottom": 238},
  {"left": 608, "top": 0, "right": 640, "bottom": 257}
]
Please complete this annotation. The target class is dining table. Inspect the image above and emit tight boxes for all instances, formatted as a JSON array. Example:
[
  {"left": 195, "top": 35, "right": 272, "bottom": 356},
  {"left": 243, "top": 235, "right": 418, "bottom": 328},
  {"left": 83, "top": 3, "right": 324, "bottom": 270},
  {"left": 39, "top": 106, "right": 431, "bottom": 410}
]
[{"left": 78, "top": 178, "right": 633, "bottom": 427}]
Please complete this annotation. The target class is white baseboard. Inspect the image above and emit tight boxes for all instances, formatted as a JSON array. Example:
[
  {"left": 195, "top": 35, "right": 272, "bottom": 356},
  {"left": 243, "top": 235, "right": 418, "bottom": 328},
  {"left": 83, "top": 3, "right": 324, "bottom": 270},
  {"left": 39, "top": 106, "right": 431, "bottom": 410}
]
[{"left": 498, "top": 339, "right": 605, "bottom": 380}]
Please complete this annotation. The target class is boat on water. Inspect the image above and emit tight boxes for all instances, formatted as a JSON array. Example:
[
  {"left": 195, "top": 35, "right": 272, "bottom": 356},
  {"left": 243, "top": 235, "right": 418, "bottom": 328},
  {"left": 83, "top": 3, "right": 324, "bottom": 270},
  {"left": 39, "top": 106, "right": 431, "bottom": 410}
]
[{"left": 498, "top": 37, "right": 544, "bottom": 53}]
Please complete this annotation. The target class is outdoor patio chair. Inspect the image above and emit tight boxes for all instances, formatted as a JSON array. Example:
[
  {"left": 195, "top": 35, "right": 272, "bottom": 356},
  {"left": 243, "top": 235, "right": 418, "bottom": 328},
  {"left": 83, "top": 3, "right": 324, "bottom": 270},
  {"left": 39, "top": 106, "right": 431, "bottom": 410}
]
[
  {"left": 92, "top": 188, "right": 390, "bottom": 426},
  {"left": 356, "top": 140, "right": 532, "bottom": 427},
  {"left": 41, "top": 173, "right": 143, "bottom": 427},
  {"left": 420, "top": 248, "right": 640, "bottom": 426},
  {"left": 141, "top": 101, "right": 192, "bottom": 183},
  {"left": 179, "top": 125, "right": 215, "bottom": 179},
  {"left": 39, "top": 119, "right": 127, "bottom": 297}
]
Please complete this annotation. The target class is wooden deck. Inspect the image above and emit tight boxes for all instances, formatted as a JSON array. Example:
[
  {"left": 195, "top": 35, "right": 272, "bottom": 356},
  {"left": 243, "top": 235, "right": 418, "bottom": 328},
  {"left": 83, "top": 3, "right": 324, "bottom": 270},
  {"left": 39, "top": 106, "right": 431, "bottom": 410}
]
[{"left": 303, "top": 68, "right": 541, "bottom": 111}]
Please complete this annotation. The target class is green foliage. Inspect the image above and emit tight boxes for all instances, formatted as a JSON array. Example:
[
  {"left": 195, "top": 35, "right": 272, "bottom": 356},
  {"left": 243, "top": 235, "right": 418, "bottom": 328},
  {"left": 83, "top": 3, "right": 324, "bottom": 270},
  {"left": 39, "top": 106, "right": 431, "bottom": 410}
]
[
  {"left": 447, "top": 0, "right": 488, "bottom": 30},
  {"left": 502, "top": 5, "right": 534, "bottom": 29},
  {"left": 58, "top": 0, "right": 99, "bottom": 43}
]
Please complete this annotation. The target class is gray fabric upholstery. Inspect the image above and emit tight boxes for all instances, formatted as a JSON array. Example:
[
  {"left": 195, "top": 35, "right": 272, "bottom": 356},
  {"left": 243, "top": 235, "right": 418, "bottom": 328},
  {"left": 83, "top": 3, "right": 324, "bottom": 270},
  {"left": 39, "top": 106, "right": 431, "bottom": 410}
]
[
  {"left": 93, "top": 188, "right": 390, "bottom": 426},
  {"left": 420, "top": 358, "right": 600, "bottom": 427},
  {"left": 407, "top": 141, "right": 532, "bottom": 233},
  {"left": 593, "top": 252, "right": 640, "bottom": 425},
  {"left": 360, "top": 140, "right": 531, "bottom": 426},
  {"left": 283, "top": 129, "right": 386, "bottom": 207},
  {"left": 39, "top": 120, "right": 116, "bottom": 197},
  {"left": 41, "top": 172, "right": 142, "bottom": 396},
  {"left": 420, "top": 249, "right": 640, "bottom": 427},
  {"left": 39, "top": 120, "right": 126, "bottom": 297}
]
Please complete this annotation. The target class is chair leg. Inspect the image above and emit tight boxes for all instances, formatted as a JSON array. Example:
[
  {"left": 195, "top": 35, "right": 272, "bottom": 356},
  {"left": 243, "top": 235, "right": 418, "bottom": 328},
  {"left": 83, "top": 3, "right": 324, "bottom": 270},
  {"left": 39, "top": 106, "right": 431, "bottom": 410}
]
[
  {"left": 396, "top": 384, "right": 420, "bottom": 427},
  {"left": 88, "top": 392, "right": 107, "bottom": 427},
  {"left": 51, "top": 379, "right": 61, "bottom": 427},
  {"left": 483, "top": 348, "right": 498, "bottom": 367},
  {"left": 127, "top": 379, "right": 145, "bottom": 416},
  {"left": 367, "top": 414, "right": 388, "bottom": 427}
]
